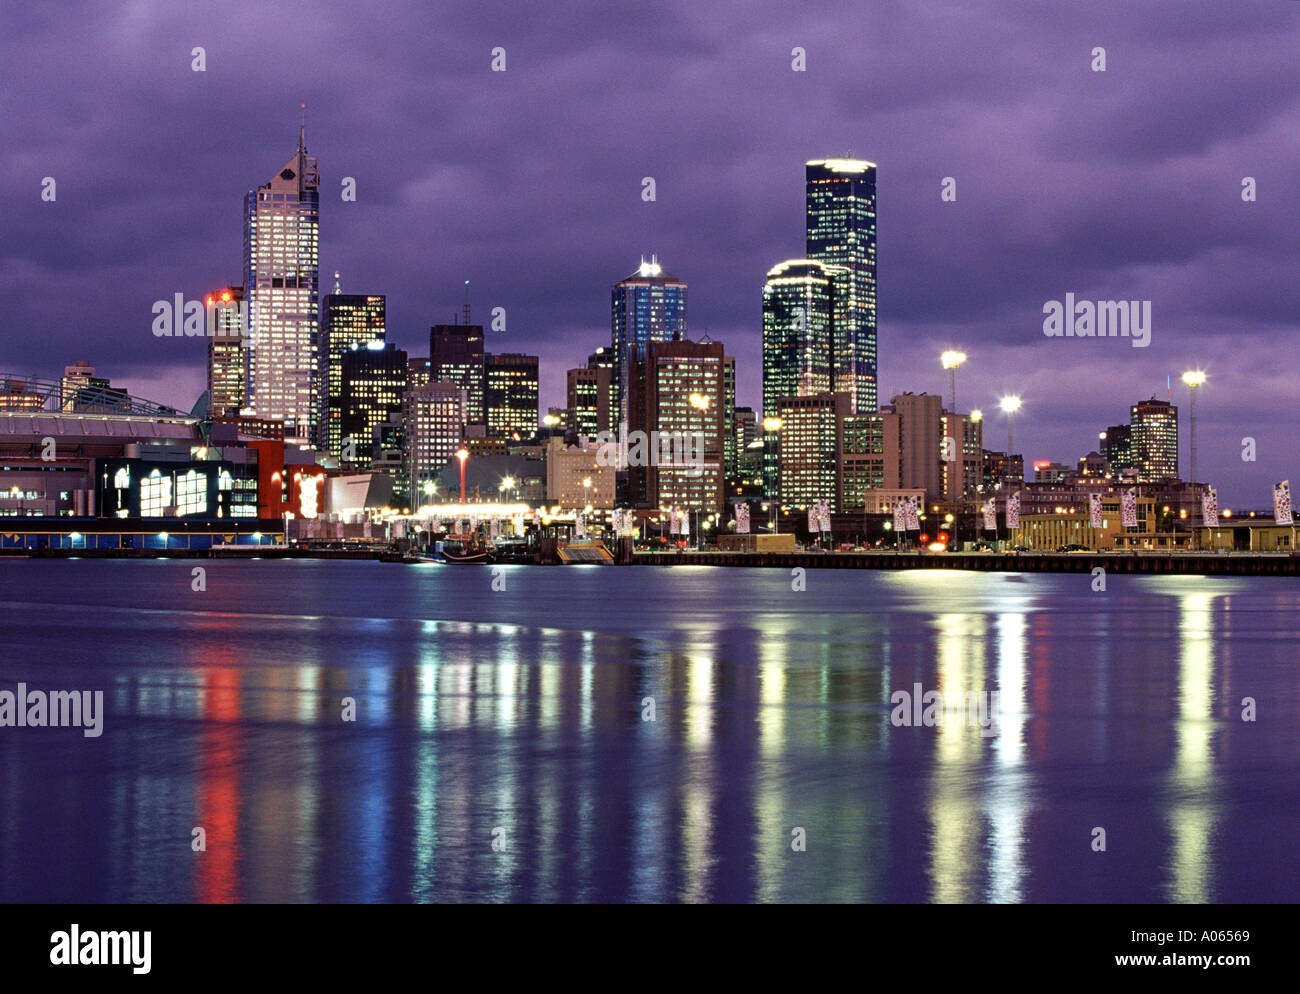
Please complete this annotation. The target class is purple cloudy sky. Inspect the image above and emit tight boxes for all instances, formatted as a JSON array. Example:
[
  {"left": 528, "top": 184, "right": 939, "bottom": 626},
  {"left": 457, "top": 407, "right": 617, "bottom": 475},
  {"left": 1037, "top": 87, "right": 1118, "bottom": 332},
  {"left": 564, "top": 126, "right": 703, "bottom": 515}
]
[{"left": 3, "top": 1, "right": 1296, "bottom": 503}]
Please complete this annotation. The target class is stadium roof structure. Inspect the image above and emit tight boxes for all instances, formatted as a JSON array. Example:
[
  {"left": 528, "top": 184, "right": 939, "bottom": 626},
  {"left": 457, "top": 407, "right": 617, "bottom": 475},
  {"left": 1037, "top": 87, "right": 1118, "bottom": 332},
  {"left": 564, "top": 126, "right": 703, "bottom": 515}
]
[{"left": 0, "top": 372, "right": 189, "bottom": 419}]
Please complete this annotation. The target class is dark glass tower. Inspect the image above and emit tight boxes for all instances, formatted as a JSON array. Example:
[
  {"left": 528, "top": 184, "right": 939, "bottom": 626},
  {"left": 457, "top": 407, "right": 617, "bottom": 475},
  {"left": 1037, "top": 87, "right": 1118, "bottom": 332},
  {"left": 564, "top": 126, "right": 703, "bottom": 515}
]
[
  {"left": 429, "top": 324, "right": 486, "bottom": 427},
  {"left": 611, "top": 256, "right": 687, "bottom": 430},
  {"left": 322, "top": 289, "right": 386, "bottom": 457},
  {"left": 484, "top": 353, "right": 540, "bottom": 440},
  {"left": 339, "top": 343, "right": 408, "bottom": 468},
  {"left": 806, "top": 158, "right": 877, "bottom": 414},
  {"left": 761, "top": 259, "right": 837, "bottom": 496}
]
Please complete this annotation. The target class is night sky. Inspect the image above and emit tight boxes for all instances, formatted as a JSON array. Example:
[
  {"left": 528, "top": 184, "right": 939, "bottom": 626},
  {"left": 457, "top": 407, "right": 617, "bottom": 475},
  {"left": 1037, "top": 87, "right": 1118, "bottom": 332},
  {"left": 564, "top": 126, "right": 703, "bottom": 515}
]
[{"left": 3, "top": 1, "right": 1296, "bottom": 503}]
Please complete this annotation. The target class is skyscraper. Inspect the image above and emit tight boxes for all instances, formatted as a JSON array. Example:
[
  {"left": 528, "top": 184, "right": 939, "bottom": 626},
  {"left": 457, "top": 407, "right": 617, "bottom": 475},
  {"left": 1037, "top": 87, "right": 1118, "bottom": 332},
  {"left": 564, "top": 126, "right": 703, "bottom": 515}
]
[
  {"left": 611, "top": 256, "right": 687, "bottom": 430},
  {"left": 404, "top": 381, "right": 466, "bottom": 505},
  {"left": 778, "top": 392, "right": 849, "bottom": 511},
  {"left": 244, "top": 123, "right": 320, "bottom": 445},
  {"left": 60, "top": 361, "right": 127, "bottom": 414},
  {"left": 627, "top": 338, "right": 725, "bottom": 514},
  {"left": 206, "top": 287, "right": 247, "bottom": 416},
  {"left": 322, "top": 290, "right": 386, "bottom": 457},
  {"left": 761, "top": 259, "right": 837, "bottom": 496},
  {"left": 566, "top": 363, "right": 612, "bottom": 440},
  {"left": 429, "top": 324, "right": 485, "bottom": 426},
  {"left": 1130, "top": 398, "right": 1179, "bottom": 481},
  {"left": 338, "top": 343, "right": 407, "bottom": 468},
  {"left": 484, "top": 353, "right": 539, "bottom": 439},
  {"left": 1100, "top": 424, "right": 1134, "bottom": 475},
  {"left": 806, "top": 157, "right": 877, "bottom": 414}
]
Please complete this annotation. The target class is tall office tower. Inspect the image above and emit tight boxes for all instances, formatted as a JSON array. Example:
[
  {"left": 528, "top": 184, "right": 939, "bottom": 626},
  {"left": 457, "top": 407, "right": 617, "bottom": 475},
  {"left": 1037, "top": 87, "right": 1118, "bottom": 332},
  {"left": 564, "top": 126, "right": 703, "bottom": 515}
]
[
  {"left": 205, "top": 288, "right": 247, "bottom": 416},
  {"left": 806, "top": 157, "right": 877, "bottom": 414},
  {"left": 761, "top": 259, "right": 836, "bottom": 496},
  {"left": 611, "top": 256, "right": 687, "bottom": 429},
  {"left": 338, "top": 343, "right": 407, "bottom": 468},
  {"left": 60, "top": 361, "right": 127, "bottom": 413},
  {"left": 244, "top": 123, "right": 320, "bottom": 446},
  {"left": 723, "top": 355, "right": 736, "bottom": 485},
  {"left": 429, "top": 324, "right": 485, "bottom": 426},
  {"left": 627, "top": 338, "right": 725, "bottom": 514},
  {"left": 1130, "top": 398, "right": 1179, "bottom": 481},
  {"left": 484, "top": 353, "right": 539, "bottom": 440},
  {"left": 941, "top": 410, "right": 983, "bottom": 501},
  {"left": 403, "top": 381, "right": 466, "bottom": 505},
  {"left": 1100, "top": 424, "right": 1134, "bottom": 475},
  {"left": 838, "top": 410, "right": 899, "bottom": 510},
  {"left": 777, "top": 392, "right": 849, "bottom": 511},
  {"left": 885, "top": 392, "right": 944, "bottom": 499},
  {"left": 566, "top": 364, "right": 612, "bottom": 440},
  {"left": 322, "top": 291, "right": 386, "bottom": 457}
]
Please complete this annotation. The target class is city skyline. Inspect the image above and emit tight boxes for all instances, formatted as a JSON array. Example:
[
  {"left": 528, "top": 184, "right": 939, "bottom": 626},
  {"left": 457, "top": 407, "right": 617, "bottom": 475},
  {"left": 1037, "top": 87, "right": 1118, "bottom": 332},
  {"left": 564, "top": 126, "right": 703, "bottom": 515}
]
[{"left": 3, "top": 1, "right": 1297, "bottom": 503}]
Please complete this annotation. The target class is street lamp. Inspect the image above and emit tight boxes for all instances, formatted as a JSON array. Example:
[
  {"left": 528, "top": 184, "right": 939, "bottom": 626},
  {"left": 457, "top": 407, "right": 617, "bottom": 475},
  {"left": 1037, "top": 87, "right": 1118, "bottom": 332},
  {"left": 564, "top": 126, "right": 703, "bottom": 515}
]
[
  {"left": 1181, "top": 370, "right": 1206, "bottom": 484},
  {"left": 456, "top": 448, "right": 469, "bottom": 503},
  {"left": 999, "top": 395, "right": 1022, "bottom": 459},
  {"left": 940, "top": 350, "right": 967, "bottom": 413},
  {"left": 762, "top": 416, "right": 782, "bottom": 501}
]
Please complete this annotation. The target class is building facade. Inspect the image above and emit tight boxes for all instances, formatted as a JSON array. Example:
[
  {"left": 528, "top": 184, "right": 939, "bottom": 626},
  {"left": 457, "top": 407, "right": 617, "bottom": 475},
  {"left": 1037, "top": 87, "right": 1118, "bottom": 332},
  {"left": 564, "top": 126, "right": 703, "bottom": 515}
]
[
  {"left": 322, "top": 291, "right": 386, "bottom": 456},
  {"left": 806, "top": 157, "right": 877, "bottom": 414},
  {"left": 429, "top": 324, "right": 485, "bottom": 427},
  {"left": 485, "top": 353, "right": 540, "bottom": 440},
  {"left": 761, "top": 259, "right": 838, "bottom": 495},
  {"left": 243, "top": 126, "right": 320, "bottom": 445},
  {"left": 611, "top": 256, "right": 687, "bottom": 430},
  {"left": 338, "top": 343, "right": 407, "bottom": 469}
]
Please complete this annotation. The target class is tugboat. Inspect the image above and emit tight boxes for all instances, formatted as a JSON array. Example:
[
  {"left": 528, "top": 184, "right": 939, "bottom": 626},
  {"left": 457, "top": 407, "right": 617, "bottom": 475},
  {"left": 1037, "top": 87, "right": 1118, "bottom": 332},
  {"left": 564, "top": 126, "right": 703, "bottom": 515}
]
[{"left": 436, "top": 535, "right": 494, "bottom": 565}]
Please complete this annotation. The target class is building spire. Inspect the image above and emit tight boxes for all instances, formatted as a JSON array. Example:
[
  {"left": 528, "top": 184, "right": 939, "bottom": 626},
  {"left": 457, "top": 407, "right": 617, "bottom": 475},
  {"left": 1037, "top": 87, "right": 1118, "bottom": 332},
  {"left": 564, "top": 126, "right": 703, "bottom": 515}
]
[
  {"left": 298, "top": 103, "right": 307, "bottom": 156},
  {"left": 333, "top": 270, "right": 341, "bottom": 294}
]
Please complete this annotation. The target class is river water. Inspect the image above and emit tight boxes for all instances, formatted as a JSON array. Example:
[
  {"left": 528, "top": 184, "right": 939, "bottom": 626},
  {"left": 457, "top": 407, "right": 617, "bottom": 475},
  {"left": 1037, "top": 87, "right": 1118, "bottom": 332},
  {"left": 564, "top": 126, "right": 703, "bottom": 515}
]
[{"left": 0, "top": 559, "right": 1295, "bottom": 902}]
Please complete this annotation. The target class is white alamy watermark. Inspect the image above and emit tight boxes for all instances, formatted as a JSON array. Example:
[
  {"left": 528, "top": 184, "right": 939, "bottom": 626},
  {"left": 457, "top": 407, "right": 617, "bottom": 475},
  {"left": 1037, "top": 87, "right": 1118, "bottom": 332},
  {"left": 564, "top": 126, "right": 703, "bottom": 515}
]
[
  {"left": 890, "top": 682, "right": 1000, "bottom": 737},
  {"left": 1042, "top": 293, "right": 1151, "bottom": 348},
  {"left": 50, "top": 925, "right": 150, "bottom": 974},
  {"left": 151, "top": 293, "right": 251, "bottom": 338},
  {"left": 595, "top": 428, "right": 706, "bottom": 476},
  {"left": 0, "top": 683, "right": 104, "bottom": 737}
]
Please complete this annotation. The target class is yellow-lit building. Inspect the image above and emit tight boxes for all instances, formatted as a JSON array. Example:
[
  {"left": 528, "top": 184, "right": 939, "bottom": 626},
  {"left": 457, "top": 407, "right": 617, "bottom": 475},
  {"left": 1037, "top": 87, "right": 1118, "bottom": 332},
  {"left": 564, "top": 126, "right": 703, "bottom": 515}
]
[
  {"left": 1013, "top": 496, "right": 1158, "bottom": 550},
  {"left": 1194, "top": 521, "right": 1297, "bottom": 552}
]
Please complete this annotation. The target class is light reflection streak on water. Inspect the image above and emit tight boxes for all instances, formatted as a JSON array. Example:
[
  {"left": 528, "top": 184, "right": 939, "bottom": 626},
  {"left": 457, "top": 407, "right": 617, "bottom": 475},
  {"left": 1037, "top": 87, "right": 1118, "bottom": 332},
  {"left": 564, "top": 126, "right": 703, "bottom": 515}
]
[
  {"left": 927, "top": 612, "right": 985, "bottom": 904},
  {"left": 680, "top": 648, "right": 717, "bottom": 901},
  {"left": 1167, "top": 590, "right": 1218, "bottom": 903},
  {"left": 988, "top": 609, "right": 1028, "bottom": 904},
  {"left": 755, "top": 623, "right": 790, "bottom": 903}
]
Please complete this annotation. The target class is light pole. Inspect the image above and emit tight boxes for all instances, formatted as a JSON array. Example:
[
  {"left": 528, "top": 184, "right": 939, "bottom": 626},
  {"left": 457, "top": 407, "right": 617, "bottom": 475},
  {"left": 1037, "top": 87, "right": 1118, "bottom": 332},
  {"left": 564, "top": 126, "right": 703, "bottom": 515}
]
[
  {"left": 456, "top": 448, "right": 469, "bottom": 503},
  {"left": 999, "top": 395, "right": 1021, "bottom": 467},
  {"left": 941, "top": 350, "right": 967, "bottom": 414},
  {"left": 762, "top": 416, "right": 782, "bottom": 500},
  {"left": 1182, "top": 370, "right": 1205, "bottom": 484}
]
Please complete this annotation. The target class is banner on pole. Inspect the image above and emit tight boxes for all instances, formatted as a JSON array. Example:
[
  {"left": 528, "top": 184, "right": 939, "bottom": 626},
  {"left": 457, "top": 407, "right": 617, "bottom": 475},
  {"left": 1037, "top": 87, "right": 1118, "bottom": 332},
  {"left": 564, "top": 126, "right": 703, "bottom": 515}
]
[
  {"left": 1201, "top": 488, "right": 1218, "bottom": 528},
  {"left": 1120, "top": 490, "right": 1138, "bottom": 528},
  {"left": 1274, "top": 481, "right": 1292, "bottom": 525},
  {"left": 735, "top": 504, "right": 750, "bottom": 534},
  {"left": 1089, "top": 493, "right": 1103, "bottom": 529}
]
